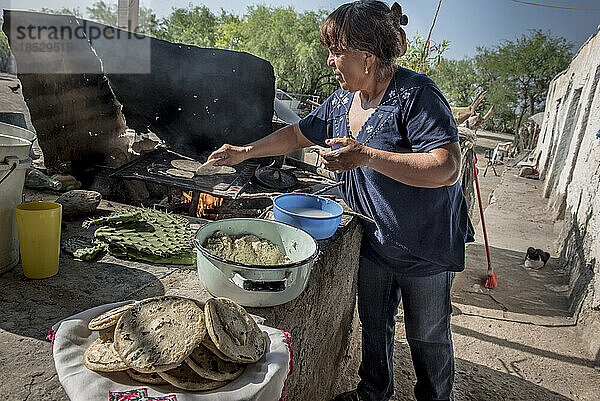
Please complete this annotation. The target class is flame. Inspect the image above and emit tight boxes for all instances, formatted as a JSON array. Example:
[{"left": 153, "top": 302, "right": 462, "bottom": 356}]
[
  {"left": 197, "top": 193, "right": 223, "bottom": 217},
  {"left": 181, "top": 191, "right": 223, "bottom": 217}
]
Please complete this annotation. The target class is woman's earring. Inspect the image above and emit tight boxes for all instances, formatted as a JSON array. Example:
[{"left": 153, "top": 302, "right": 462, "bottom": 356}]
[{"left": 365, "top": 67, "right": 369, "bottom": 74}]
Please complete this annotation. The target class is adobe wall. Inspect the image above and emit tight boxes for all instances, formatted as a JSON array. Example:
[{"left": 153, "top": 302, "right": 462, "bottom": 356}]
[{"left": 534, "top": 26, "right": 600, "bottom": 363}]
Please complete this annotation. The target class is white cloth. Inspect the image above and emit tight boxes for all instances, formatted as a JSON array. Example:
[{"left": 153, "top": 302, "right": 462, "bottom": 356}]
[{"left": 51, "top": 301, "right": 292, "bottom": 401}]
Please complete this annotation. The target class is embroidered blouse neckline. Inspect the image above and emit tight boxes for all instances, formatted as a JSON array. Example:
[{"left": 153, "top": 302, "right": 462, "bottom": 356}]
[{"left": 345, "top": 73, "right": 398, "bottom": 141}]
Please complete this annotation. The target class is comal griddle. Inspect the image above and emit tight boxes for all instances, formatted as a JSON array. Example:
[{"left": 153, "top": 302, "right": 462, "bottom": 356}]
[{"left": 111, "top": 148, "right": 259, "bottom": 199}]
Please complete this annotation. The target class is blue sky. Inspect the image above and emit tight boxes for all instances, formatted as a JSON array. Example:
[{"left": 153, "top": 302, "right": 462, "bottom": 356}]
[{"left": 4, "top": 0, "right": 600, "bottom": 59}]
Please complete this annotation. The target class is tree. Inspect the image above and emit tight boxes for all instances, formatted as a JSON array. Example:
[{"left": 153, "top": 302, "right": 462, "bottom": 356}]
[
  {"left": 40, "top": 7, "right": 83, "bottom": 17},
  {"left": 473, "top": 46, "right": 519, "bottom": 132},
  {"left": 215, "top": 11, "right": 245, "bottom": 50},
  {"left": 475, "top": 30, "right": 572, "bottom": 135},
  {"left": 86, "top": 0, "right": 161, "bottom": 36},
  {"left": 158, "top": 5, "right": 219, "bottom": 47},
  {"left": 400, "top": 35, "right": 449, "bottom": 77},
  {"left": 435, "top": 58, "right": 480, "bottom": 106},
  {"left": 434, "top": 30, "right": 572, "bottom": 135},
  {"left": 86, "top": 1, "right": 117, "bottom": 26},
  {"left": 0, "top": 17, "right": 12, "bottom": 73},
  {"left": 215, "top": 5, "right": 335, "bottom": 99},
  {"left": 39, "top": 1, "right": 161, "bottom": 36},
  {"left": 137, "top": 7, "right": 162, "bottom": 37}
]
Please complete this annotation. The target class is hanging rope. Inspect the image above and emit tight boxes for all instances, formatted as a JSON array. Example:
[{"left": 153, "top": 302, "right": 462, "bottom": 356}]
[
  {"left": 458, "top": 127, "right": 477, "bottom": 215},
  {"left": 418, "top": 0, "right": 443, "bottom": 74},
  {"left": 510, "top": 0, "right": 600, "bottom": 11}
]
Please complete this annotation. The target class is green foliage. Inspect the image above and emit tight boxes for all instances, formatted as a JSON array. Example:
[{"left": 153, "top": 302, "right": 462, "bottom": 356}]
[
  {"left": 86, "top": 1, "right": 117, "bottom": 26},
  {"left": 232, "top": 6, "right": 335, "bottom": 98},
  {"left": 479, "top": 30, "right": 572, "bottom": 133},
  {"left": 436, "top": 58, "right": 480, "bottom": 106},
  {"left": 400, "top": 36, "right": 449, "bottom": 77},
  {"left": 435, "top": 29, "right": 572, "bottom": 133},
  {"left": 159, "top": 4, "right": 336, "bottom": 99},
  {"left": 137, "top": 8, "right": 162, "bottom": 36},
  {"left": 85, "top": 0, "right": 161, "bottom": 36},
  {"left": 40, "top": 7, "right": 83, "bottom": 17},
  {"left": 472, "top": 46, "right": 520, "bottom": 132},
  {"left": 215, "top": 11, "right": 245, "bottom": 50},
  {"left": 0, "top": 17, "right": 12, "bottom": 73},
  {"left": 158, "top": 4, "right": 219, "bottom": 47}
]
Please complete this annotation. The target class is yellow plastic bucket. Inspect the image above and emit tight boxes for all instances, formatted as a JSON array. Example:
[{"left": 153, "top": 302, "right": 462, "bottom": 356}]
[{"left": 15, "top": 202, "right": 62, "bottom": 279}]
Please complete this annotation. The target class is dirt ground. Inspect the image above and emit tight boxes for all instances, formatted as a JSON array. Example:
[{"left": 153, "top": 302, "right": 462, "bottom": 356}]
[
  {"left": 2, "top": 74, "right": 599, "bottom": 400},
  {"left": 470, "top": 130, "right": 512, "bottom": 228}
]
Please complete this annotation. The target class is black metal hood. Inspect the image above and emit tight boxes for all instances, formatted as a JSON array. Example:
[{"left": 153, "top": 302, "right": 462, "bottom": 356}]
[{"left": 3, "top": 10, "right": 275, "bottom": 163}]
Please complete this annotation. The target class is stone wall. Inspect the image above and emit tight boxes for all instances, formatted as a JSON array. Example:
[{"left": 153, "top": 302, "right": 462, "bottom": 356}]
[
  {"left": 247, "top": 217, "right": 364, "bottom": 401},
  {"left": 533, "top": 26, "right": 600, "bottom": 363}
]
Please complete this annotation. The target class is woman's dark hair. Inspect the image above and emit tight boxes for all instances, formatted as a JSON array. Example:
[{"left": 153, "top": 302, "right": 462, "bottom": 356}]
[{"left": 320, "top": 1, "right": 408, "bottom": 80}]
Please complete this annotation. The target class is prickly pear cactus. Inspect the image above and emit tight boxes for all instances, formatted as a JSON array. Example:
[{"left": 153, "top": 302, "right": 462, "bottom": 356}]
[
  {"left": 82, "top": 209, "right": 142, "bottom": 228},
  {"left": 91, "top": 208, "right": 195, "bottom": 265},
  {"left": 61, "top": 236, "right": 107, "bottom": 261}
]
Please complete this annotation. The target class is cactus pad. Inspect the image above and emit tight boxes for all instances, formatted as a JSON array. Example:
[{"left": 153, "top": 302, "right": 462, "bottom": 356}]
[
  {"left": 83, "top": 209, "right": 142, "bottom": 228},
  {"left": 61, "top": 236, "right": 107, "bottom": 261},
  {"left": 89, "top": 208, "right": 195, "bottom": 265}
]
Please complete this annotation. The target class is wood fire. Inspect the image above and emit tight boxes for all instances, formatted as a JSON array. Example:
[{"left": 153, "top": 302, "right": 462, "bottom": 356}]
[{"left": 182, "top": 191, "right": 223, "bottom": 218}]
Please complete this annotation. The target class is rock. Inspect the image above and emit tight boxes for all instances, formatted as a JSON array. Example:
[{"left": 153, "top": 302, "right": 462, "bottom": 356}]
[
  {"left": 56, "top": 190, "right": 102, "bottom": 219},
  {"left": 120, "top": 180, "right": 150, "bottom": 202}
]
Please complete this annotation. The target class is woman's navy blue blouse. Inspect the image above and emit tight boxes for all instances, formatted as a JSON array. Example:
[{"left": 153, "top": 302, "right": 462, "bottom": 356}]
[{"left": 299, "top": 67, "right": 474, "bottom": 274}]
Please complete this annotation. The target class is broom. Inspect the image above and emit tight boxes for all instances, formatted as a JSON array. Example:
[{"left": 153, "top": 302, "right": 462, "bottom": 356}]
[{"left": 473, "top": 154, "right": 497, "bottom": 288}]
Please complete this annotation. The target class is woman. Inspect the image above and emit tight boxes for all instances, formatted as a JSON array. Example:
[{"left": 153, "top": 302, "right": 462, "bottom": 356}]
[{"left": 207, "top": 1, "right": 473, "bottom": 400}]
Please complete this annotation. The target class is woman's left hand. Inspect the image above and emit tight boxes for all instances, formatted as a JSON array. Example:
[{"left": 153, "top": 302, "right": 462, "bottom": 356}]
[{"left": 320, "top": 138, "right": 371, "bottom": 173}]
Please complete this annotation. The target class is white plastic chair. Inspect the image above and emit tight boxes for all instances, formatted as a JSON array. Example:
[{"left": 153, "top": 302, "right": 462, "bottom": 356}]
[{"left": 484, "top": 141, "right": 511, "bottom": 176}]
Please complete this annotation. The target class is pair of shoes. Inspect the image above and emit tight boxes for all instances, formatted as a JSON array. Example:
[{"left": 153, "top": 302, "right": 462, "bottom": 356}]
[{"left": 332, "top": 389, "right": 362, "bottom": 401}]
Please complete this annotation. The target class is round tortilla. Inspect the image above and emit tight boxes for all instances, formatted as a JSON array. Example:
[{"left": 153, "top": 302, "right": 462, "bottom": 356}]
[
  {"left": 88, "top": 304, "right": 134, "bottom": 331},
  {"left": 126, "top": 369, "right": 169, "bottom": 385},
  {"left": 195, "top": 165, "right": 236, "bottom": 176},
  {"left": 158, "top": 363, "right": 229, "bottom": 391},
  {"left": 202, "top": 336, "right": 238, "bottom": 363},
  {"left": 186, "top": 344, "right": 245, "bottom": 381},
  {"left": 113, "top": 296, "right": 206, "bottom": 373},
  {"left": 166, "top": 168, "right": 195, "bottom": 179},
  {"left": 83, "top": 338, "right": 128, "bottom": 372},
  {"left": 98, "top": 327, "right": 114, "bottom": 342},
  {"left": 171, "top": 159, "right": 202, "bottom": 172},
  {"left": 204, "top": 298, "right": 266, "bottom": 363}
]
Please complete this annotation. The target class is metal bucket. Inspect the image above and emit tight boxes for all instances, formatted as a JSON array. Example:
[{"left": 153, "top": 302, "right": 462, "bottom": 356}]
[
  {"left": 0, "top": 122, "right": 36, "bottom": 143},
  {"left": 0, "top": 127, "right": 34, "bottom": 273},
  {"left": 194, "top": 218, "right": 318, "bottom": 307}
]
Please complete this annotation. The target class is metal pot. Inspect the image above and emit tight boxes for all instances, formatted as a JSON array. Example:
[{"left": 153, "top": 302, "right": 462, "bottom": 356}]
[{"left": 194, "top": 218, "right": 318, "bottom": 307}]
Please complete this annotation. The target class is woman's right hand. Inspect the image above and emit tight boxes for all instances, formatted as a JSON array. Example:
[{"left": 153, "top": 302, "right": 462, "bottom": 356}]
[{"left": 206, "top": 144, "right": 252, "bottom": 166}]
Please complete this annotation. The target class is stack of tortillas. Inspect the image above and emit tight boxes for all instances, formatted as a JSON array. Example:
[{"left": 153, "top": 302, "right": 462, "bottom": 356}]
[{"left": 83, "top": 296, "right": 266, "bottom": 392}]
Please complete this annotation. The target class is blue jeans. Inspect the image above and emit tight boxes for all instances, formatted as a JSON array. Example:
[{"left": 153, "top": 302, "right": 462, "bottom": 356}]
[{"left": 356, "top": 256, "right": 456, "bottom": 401}]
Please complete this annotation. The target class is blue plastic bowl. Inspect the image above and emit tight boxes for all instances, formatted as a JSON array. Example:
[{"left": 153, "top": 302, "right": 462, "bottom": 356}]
[{"left": 273, "top": 193, "right": 344, "bottom": 240}]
